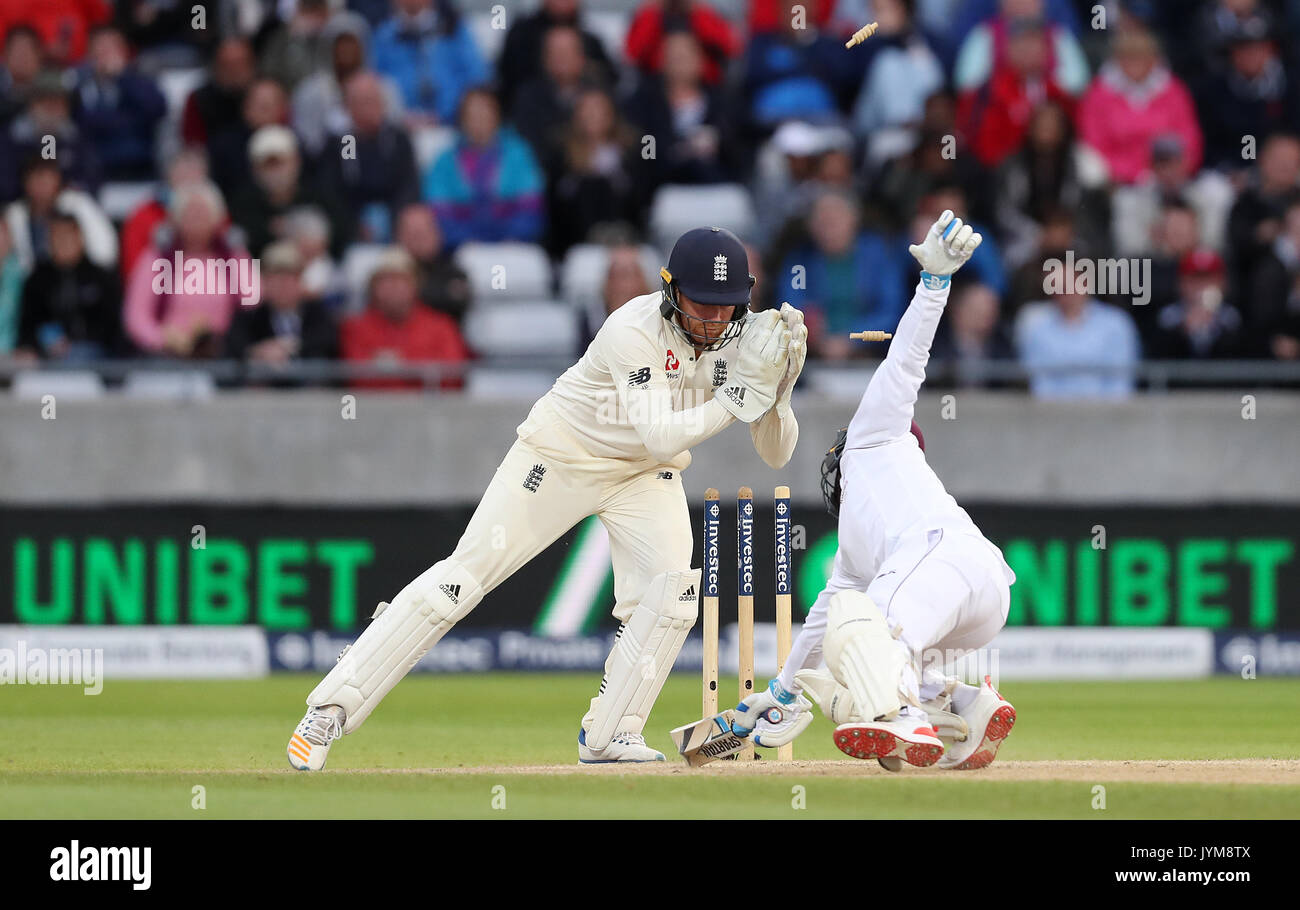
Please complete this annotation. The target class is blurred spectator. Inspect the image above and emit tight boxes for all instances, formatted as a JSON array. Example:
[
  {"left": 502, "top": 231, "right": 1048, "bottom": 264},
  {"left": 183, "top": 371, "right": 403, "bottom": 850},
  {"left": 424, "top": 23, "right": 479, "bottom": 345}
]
[
  {"left": 0, "top": 218, "right": 24, "bottom": 352},
  {"left": 850, "top": 0, "right": 945, "bottom": 168},
  {"left": 1249, "top": 198, "right": 1300, "bottom": 356},
  {"left": 1076, "top": 28, "right": 1202, "bottom": 185},
  {"left": 422, "top": 88, "right": 545, "bottom": 248},
  {"left": 625, "top": 0, "right": 740, "bottom": 87},
  {"left": 1140, "top": 201, "right": 1203, "bottom": 342},
  {"left": 123, "top": 181, "right": 249, "bottom": 358},
  {"left": 741, "top": 0, "right": 857, "bottom": 130},
  {"left": 72, "top": 25, "right": 166, "bottom": 181},
  {"left": 283, "top": 206, "right": 348, "bottom": 310},
  {"left": 229, "top": 125, "right": 350, "bottom": 258},
  {"left": 0, "top": 70, "right": 102, "bottom": 199},
  {"left": 225, "top": 241, "right": 338, "bottom": 369},
  {"left": 584, "top": 242, "right": 650, "bottom": 340},
  {"left": 1226, "top": 133, "right": 1300, "bottom": 296},
  {"left": 394, "top": 202, "right": 470, "bottom": 324},
  {"left": 340, "top": 246, "right": 470, "bottom": 389},
  {"left": 625, "top": 31, "right": 738, "bottom": 186},
  {"left": 756, "top": 121, "right": 855, "bottom": 262},
  {"left": 293, "top": 13, "right": 405, "bottom": 159},
  {"left": 1016, "top": 261, "right": 1139, "bottom": 399},
  {"left": 908, "top": 186, "right": 1005, "bottom": 294},
  {"left": 874, "top": 92, "right": 989, "bottom": 224},
  {"left": 956, "top": 13, "right": 1080, "bottom": 169},
  {"left": 0, "top": 0, "right": 111, "bottom": 65},
  {"left": 181, "top": 37, "right": 256, "bottom": 148},
  {"left": 259, "top": 0, "right": 334, "bottom": 92},
  {"left": 510, "top": 25, "right": 591, "bottom": 170},
  {"left": 779, "top": 189, "right": 905, "bottom": 360},
  {"left": 370, "top": 0, "right": 487, "bottom": 124},
  {"left": 1150, "top": 249, "right": 1243, "bottom": 360},
  {"left": 546, "top": 87, "right": 645, "bottom": 257},
  {"left": 0, "top": 25, "right": 44, "bottom": 129},
  {"left": 747, "top": 0, "right": 835, "bottom": 35},
  {"left": 15, "top": 213, "right": 119, "bottom": 360},
  {"left": 319, "top": 71, "right": 421, "bottom": 243},
  {"left": 994, "top": 100, "right": 1109, "bottom": 269},
  {"left": 949, "top": 0, "right": 1084, "bottom": 71},
  {"left": 114, "top": 0, "right": 217, "bottom": 69},
  {"left": 1111, "top": 134, "right": 1234, "bottom": 257},
  {"left": 1196, "top": 10, "right": 1300, "bottom": 171},
  {"left": 120, "top": 146, "right": 210, "bottom": 282},
  {"left": 953, "top": 0, "right": 1088, "bottom": 95},
  {"left": 931, "top": 282, "right": 1014, "bottom": 386},
  {"left": 497, "top": 0, "right": 616, "bottom": 109},
  {"left": 1194, "top": 0, "right": 1269, "bottom": 71},
  {"left": 207, "top": 77, "right": 292, "bottom": 200},
  {"left": 4, "top": 157, "right": 116, "bottom": 270}
]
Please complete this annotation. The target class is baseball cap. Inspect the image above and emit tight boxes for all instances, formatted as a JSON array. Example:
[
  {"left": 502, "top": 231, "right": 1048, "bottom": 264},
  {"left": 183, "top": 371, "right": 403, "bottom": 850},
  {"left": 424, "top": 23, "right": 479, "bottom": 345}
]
[
  {"left": 666, "top": 227, "right": 752, "bottom": 306},
  {"left": 249, "top": 125, "right": 298, "bottom": 163},
  {"left": 1179, "top": 249, "right": 1225, "bottom": 276}
]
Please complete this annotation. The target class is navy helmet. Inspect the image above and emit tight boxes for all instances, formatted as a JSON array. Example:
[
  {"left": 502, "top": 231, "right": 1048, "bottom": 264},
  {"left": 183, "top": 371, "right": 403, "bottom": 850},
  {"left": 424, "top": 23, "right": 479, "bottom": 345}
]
[{"left": 659, "top": 226, "right": 754, "bottom": 350}]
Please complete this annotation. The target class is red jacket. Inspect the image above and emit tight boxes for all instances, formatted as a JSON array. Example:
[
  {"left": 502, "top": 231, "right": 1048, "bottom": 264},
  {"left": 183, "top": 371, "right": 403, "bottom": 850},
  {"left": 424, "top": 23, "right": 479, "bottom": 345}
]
[
  {"left": 341, "top": 303, "right": 470, "bottom": 390},
  {"left": 957, "top": 66, "right": 1076, "bottom": 169},
  {"left": 0, "top": 0, "right": 110, "bottom": 63},
  {"left": 625, "top": 2, "right": 740, "bottom": 86}
]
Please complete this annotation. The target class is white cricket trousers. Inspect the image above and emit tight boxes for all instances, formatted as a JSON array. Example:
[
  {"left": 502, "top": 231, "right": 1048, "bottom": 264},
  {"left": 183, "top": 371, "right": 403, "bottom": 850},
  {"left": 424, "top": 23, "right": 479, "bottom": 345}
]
[{"left": 779, "top": 527, "right": 1011, "bottom": 704}]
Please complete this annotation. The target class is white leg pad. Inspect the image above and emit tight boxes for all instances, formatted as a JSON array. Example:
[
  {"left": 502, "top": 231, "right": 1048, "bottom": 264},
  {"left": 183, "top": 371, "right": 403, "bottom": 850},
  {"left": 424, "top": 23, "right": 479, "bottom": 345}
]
[
  {"left": 822, "top": 590, "right": 907, "bottom": 722},
  {"left": 585, "top": 569, "right": 700, "bottom": 751},
  {"left": 307, "top": 559, "right": 484, "bottom": 733}
]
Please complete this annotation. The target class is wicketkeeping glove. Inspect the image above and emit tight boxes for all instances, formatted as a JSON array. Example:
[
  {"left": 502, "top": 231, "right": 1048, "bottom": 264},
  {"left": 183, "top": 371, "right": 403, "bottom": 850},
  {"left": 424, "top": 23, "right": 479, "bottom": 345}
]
[
  {"left": 908, "top": 209, "right": 983, "bottom": 289},
  {"left": 774, "top": 303, "right": 807, "bottom": 419},
  {"left": 714, "top": 309, "right": 790, "bottom": 423},
  {"left": 730, "top": 679, "right": 813, "bottom": 747}
]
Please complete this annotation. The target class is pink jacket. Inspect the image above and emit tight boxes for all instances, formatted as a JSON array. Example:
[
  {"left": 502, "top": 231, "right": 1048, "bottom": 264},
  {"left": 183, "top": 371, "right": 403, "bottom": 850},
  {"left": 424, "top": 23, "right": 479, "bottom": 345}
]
[
  {"left": 124, "top": 244, "right": 252, "bottom": 353},
  {"left": 1077, "top": 63, "right": 1203, "bottom": 185}
]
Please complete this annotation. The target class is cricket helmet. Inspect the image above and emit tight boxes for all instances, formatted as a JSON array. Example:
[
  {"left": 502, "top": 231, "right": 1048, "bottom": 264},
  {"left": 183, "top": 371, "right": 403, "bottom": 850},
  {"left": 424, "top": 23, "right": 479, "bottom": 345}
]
[
  {"left": 660, "top": 226, "right": 753, "bottom": 351},
  {"left": 821, "top": 421, "right": 927, "bottom": 518}
]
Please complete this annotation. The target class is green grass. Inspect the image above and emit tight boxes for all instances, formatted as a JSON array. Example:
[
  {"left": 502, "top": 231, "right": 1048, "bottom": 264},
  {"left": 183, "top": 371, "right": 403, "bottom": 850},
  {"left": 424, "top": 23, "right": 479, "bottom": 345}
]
[{"left": 2, "top": 675, "right": 1297, "bottom": 818}]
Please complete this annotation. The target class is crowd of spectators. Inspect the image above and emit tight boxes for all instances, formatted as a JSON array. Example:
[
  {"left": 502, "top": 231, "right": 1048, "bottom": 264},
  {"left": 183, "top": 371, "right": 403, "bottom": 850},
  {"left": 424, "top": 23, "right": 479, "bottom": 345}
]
[{"left": 0, "top": 0, "right": 1298, "bottom": 397}]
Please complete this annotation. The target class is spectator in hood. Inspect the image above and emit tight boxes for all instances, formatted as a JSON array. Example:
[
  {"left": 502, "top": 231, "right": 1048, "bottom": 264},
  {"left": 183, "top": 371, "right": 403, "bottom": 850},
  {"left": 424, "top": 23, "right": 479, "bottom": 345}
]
[{"left": 370, "top": 0, "right": 487, "bottom": 124}]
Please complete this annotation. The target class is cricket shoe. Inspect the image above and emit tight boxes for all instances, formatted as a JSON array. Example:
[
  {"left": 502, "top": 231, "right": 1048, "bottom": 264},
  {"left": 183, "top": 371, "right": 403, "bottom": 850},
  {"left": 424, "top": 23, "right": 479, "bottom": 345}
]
[
  {"left": 287, "top": 705, "right": 345, "bottom": 771},
  {"left": 937, "top": 676, "right": 1015, "bottom": 770},
  {"left": 577, "top": 729, "right": 665, "bottom": 763},
  {"left": 834, "top": 708, "right": 944, "bottom": 767}
]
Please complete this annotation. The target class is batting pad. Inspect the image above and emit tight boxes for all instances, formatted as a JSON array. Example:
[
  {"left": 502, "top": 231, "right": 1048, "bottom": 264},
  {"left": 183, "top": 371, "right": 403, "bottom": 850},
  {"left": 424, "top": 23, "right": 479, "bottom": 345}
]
[
  {"left": 585, "top": 569, "right": 700, "bottom": 751},
  {"left": 822, "top": 591, "right": 907, "bottom": 722},
  {"left": 308, "top": 559, "right": 484, "bottom": 733}
]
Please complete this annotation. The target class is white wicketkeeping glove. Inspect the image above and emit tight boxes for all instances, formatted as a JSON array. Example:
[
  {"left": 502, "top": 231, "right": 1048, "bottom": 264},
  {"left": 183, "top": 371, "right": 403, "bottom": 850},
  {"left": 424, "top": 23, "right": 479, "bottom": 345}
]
[
  {"left": 715, "top": 309, "right": 790, "bottom": 423},
  {"left": 774, "top": 303, "right": 807, "bottom": 419},
  {"left": 908, "top": 209, "right": 983, "bottom": 288}
]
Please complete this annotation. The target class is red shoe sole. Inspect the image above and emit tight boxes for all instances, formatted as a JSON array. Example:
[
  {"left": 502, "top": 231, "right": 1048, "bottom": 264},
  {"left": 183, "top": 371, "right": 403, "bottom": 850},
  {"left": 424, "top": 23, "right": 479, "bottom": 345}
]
[
  {"left": 952, "top": 704, "right": 1016, "bottom": 770},
  {"left": 835, "top": 726, "right": 943, "bottom": 767}
]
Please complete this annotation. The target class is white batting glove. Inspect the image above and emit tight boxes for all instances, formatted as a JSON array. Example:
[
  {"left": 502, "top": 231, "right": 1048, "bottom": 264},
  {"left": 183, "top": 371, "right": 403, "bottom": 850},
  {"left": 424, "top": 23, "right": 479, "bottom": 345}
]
[
  {"left": 774, "top": 304, "right": 807, "bottom": 418},
  {"left": 730, "top": 679, "right": 814, "bottom": 747},
  {"left": 715, "top": 309, "right": 790, "bottom": 423},
  {"left": 908, "top": 210, "right": 982, "bottom": 289}
]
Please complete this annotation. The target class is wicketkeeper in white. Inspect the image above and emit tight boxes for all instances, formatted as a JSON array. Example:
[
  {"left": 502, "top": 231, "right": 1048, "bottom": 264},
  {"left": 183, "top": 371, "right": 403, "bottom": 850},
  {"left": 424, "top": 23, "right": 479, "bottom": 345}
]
[
  {"left": 731, "top": 211, "right": 1019, "bottom": 770},
  {"left": 287, "top": 227, "right": 809, "bottom": 768}
]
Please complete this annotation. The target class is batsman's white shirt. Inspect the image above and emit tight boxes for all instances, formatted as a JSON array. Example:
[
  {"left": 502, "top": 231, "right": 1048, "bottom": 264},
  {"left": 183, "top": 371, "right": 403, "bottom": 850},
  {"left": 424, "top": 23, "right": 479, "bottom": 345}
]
[{"left": 778, "top": 279, "right": 1014, "bottom": 702}]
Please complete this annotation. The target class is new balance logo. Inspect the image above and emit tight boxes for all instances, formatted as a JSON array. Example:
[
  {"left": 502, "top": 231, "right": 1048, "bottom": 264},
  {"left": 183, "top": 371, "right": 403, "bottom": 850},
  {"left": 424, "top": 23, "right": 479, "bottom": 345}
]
[
  {"left": 628, "top": 367, "right": 651, "bottom": 386},
  {"left": 439, "top": 583, "right": 461, "bottom": 603},
  {"left": 657, "top": 471, "right": 673, "bottom": 479},
  {"left": 523, "top": 464, "right": 546, "bottom": 492},
  {"left": 680, "top": 584, "right": 697, "bottom": 601}
]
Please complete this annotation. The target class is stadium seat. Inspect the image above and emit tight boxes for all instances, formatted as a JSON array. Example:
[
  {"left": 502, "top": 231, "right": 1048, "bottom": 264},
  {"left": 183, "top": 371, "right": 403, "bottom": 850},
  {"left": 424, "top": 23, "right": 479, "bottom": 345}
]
[
  {"left": 454, "top": 242, "right": 553, "bottom": 302},
  {"left": 341, "top": 243, "right": 390, "bottom": 313},
  {"left": 648, "top": 184, "right": 758, "bottom": 254},
  {"left": 585, "top": 10, "right": 630, "bottom": 63},
  {"left": 466, "top": 11, "right": 508, "bottom": 66},
  {"left": 465, "top": 367, "right": 560, "bottom": 400},
  {"left": 122, "top": 370, "right": 216, "bottom": 400},
  {"left": 560, "top": 243, "right": 662, "bottom": 332},
  {"left": 463, "top": 300, "right": 578, "bottom": 358},
  {"left": 11, "top": 370, "right": 105, "bottom": 401},
  {"left": 801, "top": 365, "right": 877, "bottom": 402},
  {"left": 412, "top": 124, "right": 458, "bottom": 174},
  {"left": 99, "top": 182, "right": 159, "bottom": 222}
]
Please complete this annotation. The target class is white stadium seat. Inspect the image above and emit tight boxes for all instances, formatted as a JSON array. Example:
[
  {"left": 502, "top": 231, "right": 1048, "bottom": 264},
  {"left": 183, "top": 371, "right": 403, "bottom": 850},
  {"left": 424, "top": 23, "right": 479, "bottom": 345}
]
[
  {"left": 454, "top": 242, "right": 553, "bottom": 302},
  {"left": 411, "top": 124, "right": 458, "bottom": 174},
  {"left": 11, "top": 370, "right": 105, "bottom": 401},
  {"left": 463, "top": 300, "right": 578, "bottom": 357},
  {"left": 99, "top": 182, "right": 159, "bottom": 222},
  {"left": 648, "top": 184, "right": 758, "bottom": 254},
  {"left": 340, "top": 243, "right": 390, "bottom": 313},
  {"left": 560, "top": 243, "right": 662, "bottom": 333},
  {"left": 465, "top": 367, "right": 559, "bottom": 401},
  {"left": 122, "top": 370, "right": 216, "bottom": 400},
  {"left": 466, "top": 11, "right": 509, "bottom": 66}
]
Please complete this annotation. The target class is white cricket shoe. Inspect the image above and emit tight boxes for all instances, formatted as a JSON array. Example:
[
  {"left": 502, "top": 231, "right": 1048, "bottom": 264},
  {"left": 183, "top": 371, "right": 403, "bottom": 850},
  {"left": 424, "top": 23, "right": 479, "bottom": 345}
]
[
  {"left": 834, "top": 707, "right": 944, "bottom": 767},
  {"left": 937, "top": 675, "right": 1016, "bottom": 770},
  {"left": 578, "top": 729, "right": 665, "bottom": 763},
  {"left": 287, "top": 705, "right": 345, "bottom": 771}
]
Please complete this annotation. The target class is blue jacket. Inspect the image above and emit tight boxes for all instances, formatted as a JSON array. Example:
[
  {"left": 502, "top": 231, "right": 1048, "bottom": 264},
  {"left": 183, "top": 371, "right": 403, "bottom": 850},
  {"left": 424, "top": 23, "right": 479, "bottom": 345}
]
[
  {"left": 371, "top": 14, "right": 487, "bottom": 122},
  {"left": 422, "top": 129, "right": 544, "bottom": 248},
  {"left": 781, "top": 233, "right": 906, "bottom": 337}
]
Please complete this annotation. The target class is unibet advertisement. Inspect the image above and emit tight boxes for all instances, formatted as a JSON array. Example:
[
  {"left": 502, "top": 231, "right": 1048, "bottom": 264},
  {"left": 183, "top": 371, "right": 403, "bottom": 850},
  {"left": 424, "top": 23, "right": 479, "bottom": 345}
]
[{"left": 1, "top": 504, "right": 1295, "bottom": 631}]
